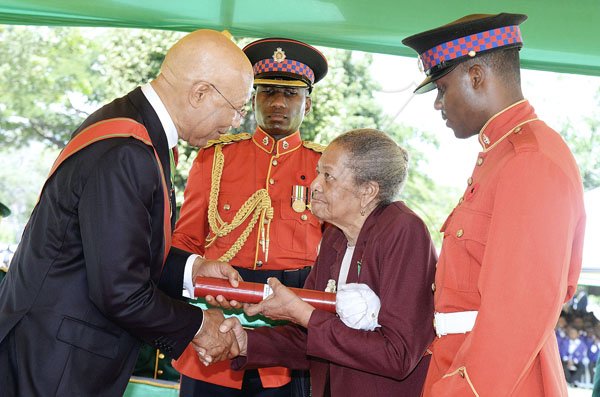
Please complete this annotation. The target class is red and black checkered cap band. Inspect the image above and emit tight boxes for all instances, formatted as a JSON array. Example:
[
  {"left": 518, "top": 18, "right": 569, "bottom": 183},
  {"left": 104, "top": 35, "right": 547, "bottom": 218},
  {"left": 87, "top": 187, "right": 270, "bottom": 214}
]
[
  {"left": 420, "top": 25, "right": 522, "bottom": 73},
  {"left": 253, "top": 59, "right": 315, "bottom": 84}
]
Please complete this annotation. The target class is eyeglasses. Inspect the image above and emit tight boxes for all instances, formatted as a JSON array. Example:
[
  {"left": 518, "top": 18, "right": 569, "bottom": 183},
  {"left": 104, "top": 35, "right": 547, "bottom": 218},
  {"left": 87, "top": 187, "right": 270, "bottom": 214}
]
[{"left": 208, "top": 82, "right": 248, "bottom": 121}]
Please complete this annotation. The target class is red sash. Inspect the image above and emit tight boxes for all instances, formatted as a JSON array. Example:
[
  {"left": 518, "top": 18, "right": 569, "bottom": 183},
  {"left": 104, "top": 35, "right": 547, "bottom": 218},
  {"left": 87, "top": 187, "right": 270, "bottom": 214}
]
[{"left": 47, "top": 117, "right": 172, "bottom": 264}]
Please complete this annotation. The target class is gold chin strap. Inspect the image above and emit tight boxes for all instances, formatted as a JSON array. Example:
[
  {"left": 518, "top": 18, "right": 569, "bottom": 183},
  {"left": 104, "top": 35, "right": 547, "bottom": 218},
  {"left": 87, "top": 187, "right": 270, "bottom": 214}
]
[
  {"left": 253, "top": 78, "right": 308, "bottom": 88},
  {"left": 206, "top": 144, "right": 273, "bottom": 265}
]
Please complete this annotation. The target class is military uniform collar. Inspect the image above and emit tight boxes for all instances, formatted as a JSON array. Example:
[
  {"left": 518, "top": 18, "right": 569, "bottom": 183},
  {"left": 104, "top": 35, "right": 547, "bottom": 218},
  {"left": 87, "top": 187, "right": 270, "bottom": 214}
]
[
  {"left": 478, "top": 99, "right": 536, "bottom": 152},
  {"left": 253, "top": 127, "right": 302, "bottom": 155}
]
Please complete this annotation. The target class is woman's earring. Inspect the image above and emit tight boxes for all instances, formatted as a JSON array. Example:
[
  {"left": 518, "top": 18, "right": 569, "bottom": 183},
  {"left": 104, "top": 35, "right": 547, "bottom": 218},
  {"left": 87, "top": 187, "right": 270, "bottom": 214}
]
[{"left": 360, "top": 208, "right": 365, "bottom": 216}]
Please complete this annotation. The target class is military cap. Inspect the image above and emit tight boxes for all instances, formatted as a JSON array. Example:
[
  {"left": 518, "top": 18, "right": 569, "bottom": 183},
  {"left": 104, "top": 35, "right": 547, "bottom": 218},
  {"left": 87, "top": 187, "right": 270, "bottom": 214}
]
[
  {"left": 402, "top": 13, "right": 528, "bottom": 94},
  {"left": 0, "top": 202, "right": 10, "bottom": 217},
  {"left": 243, "top": 38, "right": 328, "bottom": 91}
]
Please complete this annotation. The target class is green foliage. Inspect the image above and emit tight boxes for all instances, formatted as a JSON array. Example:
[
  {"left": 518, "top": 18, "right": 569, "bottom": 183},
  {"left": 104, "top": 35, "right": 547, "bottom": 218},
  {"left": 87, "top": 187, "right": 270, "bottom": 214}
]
[
  {"left": 0, "top": 143, "right": 58, "bottom": 242},
  {"left": 91, "top": 29, "right": 184, "bottom": 102},
  {"left": 560, "top": 92, "right": 600, "bottom": 191},
  {"left": 0, "top": 26, "right": 102, "bottom": 148}
]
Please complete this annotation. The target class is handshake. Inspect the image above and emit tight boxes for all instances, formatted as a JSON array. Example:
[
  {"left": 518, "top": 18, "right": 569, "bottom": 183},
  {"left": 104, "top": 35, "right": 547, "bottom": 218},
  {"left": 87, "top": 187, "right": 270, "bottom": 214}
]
[
  {"left": 186, "top": 257, "right": 318, "bottom": 367},
  {"left": 188, "top": 257, "right": 249, "bottom": 367},
  {"left": 186, "top": 257, "right": 380, "bottom": 367},
  {"left": 191, "top": 307, "right": 247, "bottom": 367},
  {"left": 190, "top": 274, "right": 315, "bottom": 366},
  {"left": 190, "top": 275, "right": 335, "bottom": 366},
  {"left": 189, "top": 273, "right": 310, "bottom": 366}
]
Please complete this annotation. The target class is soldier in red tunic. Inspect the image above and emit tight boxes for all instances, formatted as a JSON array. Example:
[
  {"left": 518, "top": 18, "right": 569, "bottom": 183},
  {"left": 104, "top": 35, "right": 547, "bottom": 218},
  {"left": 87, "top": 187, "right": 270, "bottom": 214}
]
[
  {"left": 172, "top": 38, "right": 328, "bottom": 397},
  {"left": 403, "top": 13, "right": 586, "bottom": 396}
]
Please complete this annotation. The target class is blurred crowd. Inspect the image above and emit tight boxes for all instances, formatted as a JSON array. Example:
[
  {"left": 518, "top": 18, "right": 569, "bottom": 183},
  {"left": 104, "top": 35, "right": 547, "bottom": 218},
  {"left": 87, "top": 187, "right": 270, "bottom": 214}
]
[{"left": 557, "top": 288, "right": 599, "bottom": 389}]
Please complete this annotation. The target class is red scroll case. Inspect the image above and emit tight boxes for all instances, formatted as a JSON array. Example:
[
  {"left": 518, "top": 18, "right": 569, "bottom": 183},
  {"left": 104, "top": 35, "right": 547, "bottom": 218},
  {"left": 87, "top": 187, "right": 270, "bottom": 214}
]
[{"left": 194, "top": 277, "right": 336, "bottom": 313}]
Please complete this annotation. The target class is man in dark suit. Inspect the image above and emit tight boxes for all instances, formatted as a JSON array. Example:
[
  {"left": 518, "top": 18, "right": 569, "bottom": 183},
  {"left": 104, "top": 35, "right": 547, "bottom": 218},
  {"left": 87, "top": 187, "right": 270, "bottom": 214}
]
[{"left": 0, "top": 29, "right": 254, "bottom": 396}]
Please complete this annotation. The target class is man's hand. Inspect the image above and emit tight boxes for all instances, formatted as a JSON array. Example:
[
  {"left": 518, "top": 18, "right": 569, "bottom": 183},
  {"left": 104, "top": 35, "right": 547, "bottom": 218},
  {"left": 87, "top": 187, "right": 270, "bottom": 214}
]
[
  {"left": 192, "top": 308, "right": 239, "bottom": 366},
  {"left": 244, "top": 277, "right": 315, "bottom": 327},
  {"left": 220, "top": 317, "right": 248, "bottom": 356},
  {"left": 193, "top": 257, "right": 243, "bottom": 309}
]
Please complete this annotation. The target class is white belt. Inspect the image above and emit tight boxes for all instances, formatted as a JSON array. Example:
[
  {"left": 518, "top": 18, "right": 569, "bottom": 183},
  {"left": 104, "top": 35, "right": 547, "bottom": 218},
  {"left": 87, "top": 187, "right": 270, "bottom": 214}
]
[{"left": 434, "top": 311, "right": 478, "bottom": 338}]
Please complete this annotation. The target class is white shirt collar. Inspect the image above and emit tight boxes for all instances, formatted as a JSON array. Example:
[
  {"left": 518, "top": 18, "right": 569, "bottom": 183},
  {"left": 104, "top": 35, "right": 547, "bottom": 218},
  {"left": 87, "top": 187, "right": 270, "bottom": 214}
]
[{"left": 140, "top": 83, "right": 178, "bottom": 149}]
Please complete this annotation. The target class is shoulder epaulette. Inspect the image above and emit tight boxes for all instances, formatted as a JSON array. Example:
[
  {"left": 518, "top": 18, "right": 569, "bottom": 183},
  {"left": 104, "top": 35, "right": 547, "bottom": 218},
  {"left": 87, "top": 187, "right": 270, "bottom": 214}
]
[
  {"left": 507, "top": 123, "right": 539, "bottom": 153},
  {"left": 302, "top": 141, "right": 327, "bottom": 153},
  {"left": 204, "top": 133, "right": 251, "bottom": 148}
]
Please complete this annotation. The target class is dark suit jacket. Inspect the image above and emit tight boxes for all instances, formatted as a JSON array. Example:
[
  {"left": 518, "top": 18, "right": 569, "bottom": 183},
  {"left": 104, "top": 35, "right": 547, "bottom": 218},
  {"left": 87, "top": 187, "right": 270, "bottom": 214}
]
[
  {"left": 0, "top": 88, "right": 203, "bottom": 396},
  {"left": 233, "top": 202, "right": 437, "bottom": 396}
]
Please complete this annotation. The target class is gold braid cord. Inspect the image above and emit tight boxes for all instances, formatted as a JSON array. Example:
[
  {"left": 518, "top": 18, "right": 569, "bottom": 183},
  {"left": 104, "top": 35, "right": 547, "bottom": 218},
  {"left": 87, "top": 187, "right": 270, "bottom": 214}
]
[
  {"left": 302, "top": 141, "right": 327, "bottom": 153},
  {"left": 204, "top": 132, "right": 251, "bottom": 148},
  {"left": 205, "top": 144, "right": 273, "bottom": 263}
]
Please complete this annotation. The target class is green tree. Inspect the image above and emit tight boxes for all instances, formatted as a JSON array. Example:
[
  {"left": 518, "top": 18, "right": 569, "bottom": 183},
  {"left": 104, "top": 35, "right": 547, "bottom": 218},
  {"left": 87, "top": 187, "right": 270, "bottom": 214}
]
[
  {"left": 0, "top": 143, "right": 57, "bottom": 242},
  {"left": 0, "top": 26, "right": 104, "bottom": 148},
  {"left": 560, "top": 91, "right": 600, "bottom": 191}
]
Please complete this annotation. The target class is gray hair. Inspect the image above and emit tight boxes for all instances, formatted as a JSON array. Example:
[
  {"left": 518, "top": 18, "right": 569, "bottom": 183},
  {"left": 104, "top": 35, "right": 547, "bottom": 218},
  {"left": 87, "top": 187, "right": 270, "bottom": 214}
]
[{"left": 330, "top": 128, "right": 409, "bottom": 205}]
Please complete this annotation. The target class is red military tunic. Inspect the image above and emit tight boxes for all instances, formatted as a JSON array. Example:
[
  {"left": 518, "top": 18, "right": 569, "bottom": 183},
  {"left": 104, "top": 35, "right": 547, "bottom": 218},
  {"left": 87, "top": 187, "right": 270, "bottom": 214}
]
[
  {"left": 172, "top": 127, "right": 323, "bottom": 389},
  {"left": 423, "top": 100, "right": 586, "bottom": 396}
]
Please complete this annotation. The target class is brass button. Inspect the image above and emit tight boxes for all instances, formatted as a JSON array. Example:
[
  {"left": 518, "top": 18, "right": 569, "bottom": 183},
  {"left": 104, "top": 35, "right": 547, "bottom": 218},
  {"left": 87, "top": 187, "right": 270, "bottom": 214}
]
[
  {"left": 456, "top": 229, "right": 464, "bottom": 238},
  {"left": 482, "top": 134, "right": 490, "bottom": 145},
  {"left": 223, "top": 204, "right": 231, "bottom": 211},
  {"left": 513, "top": 126, "right": 522, "bottom": 133},
  {"left": 272, "top": 159, "right": 278, "bottom": 166},
  {"left": 477, "top": 157, "right": 484, "bottom": 166},
  {"left": 301, "top": 214, "right": 308, "bottom": 221},
  {"left": 431, "top": 283, "right": 436, "bottom": 292},
  {"left": 256, "top": 261, "right": 263, "bottom": 268},
  {"left": 467, "top": 177, "right": 473, "bottom": 186},
  {"left": 458, "top": 368, "right": 465, "bottom": 378},
  {"left": 157, "top": 369, "right": 164, "bottom": 375},
  {"left": 269, "top": 178, "right": 275, "bottom": 185},
  {"left": 158, "top": 353, "right": 165, "bottom": 359}
]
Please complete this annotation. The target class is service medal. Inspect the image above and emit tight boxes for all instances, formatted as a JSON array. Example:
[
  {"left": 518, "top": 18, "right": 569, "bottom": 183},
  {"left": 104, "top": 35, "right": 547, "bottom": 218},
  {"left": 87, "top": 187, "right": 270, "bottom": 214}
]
[{"left": 291, "top": 185, "right": 307, "bottom": 213}]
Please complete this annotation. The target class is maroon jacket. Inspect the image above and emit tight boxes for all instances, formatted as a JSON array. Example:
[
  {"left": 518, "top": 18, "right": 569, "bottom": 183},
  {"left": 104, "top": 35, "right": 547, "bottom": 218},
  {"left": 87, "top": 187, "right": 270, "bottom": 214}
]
[{"left": 232, "top": 201, "right": 437, "bottom": 396}]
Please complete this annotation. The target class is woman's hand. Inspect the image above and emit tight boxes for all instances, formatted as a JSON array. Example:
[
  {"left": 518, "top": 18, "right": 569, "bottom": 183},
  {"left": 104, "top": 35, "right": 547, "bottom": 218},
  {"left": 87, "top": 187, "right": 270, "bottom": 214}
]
[{"left": 244, "top": 278, "right": 315, "bottom": 327}]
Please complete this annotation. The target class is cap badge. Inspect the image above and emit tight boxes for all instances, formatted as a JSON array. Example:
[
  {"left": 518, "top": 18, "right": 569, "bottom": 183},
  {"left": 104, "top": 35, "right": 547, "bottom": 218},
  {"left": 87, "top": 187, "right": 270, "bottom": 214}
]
[{"left": 272, "top": 48, "right": 286, "bottom": 63}]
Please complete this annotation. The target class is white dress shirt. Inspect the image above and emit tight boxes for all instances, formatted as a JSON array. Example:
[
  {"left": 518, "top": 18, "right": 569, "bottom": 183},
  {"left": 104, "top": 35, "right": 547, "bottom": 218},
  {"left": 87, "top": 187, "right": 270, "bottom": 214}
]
[{"left": 141, "top": 83, "right": 198, "bottom": 299}]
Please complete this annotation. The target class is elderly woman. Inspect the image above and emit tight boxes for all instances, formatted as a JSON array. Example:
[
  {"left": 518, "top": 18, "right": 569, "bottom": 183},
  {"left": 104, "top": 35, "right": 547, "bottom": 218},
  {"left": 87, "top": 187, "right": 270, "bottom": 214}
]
[{"left": 216, "top": 128, "right": 437, "bottom": 396}]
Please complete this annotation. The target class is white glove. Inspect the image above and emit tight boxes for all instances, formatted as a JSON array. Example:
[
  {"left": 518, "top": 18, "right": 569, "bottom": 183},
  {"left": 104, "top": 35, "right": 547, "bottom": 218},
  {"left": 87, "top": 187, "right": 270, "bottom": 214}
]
[{"left": 335, "top": 283, "right": 381, "bottom": 331}]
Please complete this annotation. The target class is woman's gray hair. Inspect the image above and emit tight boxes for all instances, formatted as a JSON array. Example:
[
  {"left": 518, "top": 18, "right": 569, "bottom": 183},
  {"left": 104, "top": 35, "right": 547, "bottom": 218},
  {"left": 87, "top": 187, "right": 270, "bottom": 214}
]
[{"left": 330, "top": 128, "right": 409, "bottom": 205}]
